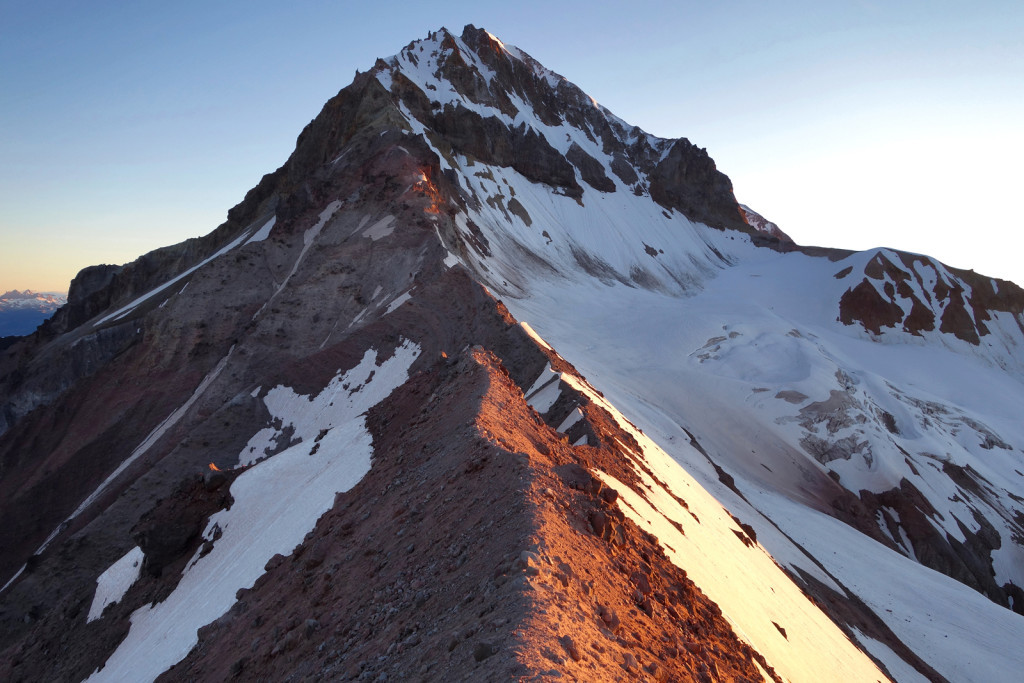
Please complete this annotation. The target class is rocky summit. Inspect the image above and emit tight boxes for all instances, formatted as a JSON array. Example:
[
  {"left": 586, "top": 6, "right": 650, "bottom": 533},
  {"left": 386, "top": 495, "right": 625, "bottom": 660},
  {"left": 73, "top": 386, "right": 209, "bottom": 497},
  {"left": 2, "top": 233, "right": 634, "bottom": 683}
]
[{"left": 1, "top": 25, "right": 1023, "bottom": 682}]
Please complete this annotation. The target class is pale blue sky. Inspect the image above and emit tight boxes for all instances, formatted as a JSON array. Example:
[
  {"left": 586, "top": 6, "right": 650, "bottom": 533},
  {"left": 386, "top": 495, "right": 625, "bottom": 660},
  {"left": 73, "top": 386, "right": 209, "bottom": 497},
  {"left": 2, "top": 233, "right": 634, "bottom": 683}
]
[{"left": 2, "top": 0, "right": 1022, "bottom": 292}]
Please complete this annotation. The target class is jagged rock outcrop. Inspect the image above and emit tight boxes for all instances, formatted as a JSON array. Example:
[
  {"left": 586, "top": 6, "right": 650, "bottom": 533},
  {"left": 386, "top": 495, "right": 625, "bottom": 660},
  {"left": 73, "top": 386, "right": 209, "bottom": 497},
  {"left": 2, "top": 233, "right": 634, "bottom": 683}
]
[
  {"left": 838, "top": 249, "right": 1024, "bottom": 344},
  {"left": 647, "top": 137, "right": 748, "bottom": 232}
]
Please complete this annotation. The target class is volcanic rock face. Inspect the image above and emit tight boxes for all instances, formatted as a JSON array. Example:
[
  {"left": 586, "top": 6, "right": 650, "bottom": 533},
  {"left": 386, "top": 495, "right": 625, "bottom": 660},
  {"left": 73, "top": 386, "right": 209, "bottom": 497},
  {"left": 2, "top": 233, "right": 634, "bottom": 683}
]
[{"left": 2, "top": 24, "right": 1024, "bottom": 683}]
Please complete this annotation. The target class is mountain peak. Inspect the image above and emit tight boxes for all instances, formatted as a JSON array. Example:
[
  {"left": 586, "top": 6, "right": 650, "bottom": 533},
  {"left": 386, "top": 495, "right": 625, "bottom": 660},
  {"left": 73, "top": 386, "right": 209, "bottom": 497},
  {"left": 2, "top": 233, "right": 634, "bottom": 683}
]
[
  {"left": 2, "top": 25, "right": 1024, "bottom": 683},
  {"left": 363, "top": 25, "right": 751, "bottom": 254}
]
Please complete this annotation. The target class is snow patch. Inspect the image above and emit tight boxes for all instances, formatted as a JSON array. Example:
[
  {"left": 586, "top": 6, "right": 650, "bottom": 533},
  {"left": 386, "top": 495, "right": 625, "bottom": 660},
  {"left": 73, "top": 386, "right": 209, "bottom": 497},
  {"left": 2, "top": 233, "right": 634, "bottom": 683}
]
[
  {"left": 244, "top": 216, "right": 276, "bottom": 244},
  {"left": 556, "top": 407, "right": 583, "bottom": 433},
  {"left": 0, "top": 566, "right": 25, "bottom": 597},
  {"left": 524, "top": 363, "right": 561, "bottom": 414},
  {"left": 384, "top": 290, "right": 413, "bottom": 315},
  {"left": 593, "top": 463, "right": 887, "bottom": 683},
  {"left": 362, "top": 215, "right": 396, "bottom": 241},
  {"left": 87, "top": 546, "right": 144, "bottom": 622},
  {"left": 520, "top": 322, "right": 552, "bottom": 350}
]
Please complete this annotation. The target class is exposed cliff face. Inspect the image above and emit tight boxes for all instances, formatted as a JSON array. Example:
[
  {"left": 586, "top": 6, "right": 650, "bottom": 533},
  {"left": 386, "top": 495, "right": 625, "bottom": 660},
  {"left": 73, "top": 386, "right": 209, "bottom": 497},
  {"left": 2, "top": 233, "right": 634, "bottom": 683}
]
[
  {"left": 646, "top": 137, "right": 747, "bottom": 231},
  {"left": 1, "top": 24, "right": 1023, "bottom": 683}
]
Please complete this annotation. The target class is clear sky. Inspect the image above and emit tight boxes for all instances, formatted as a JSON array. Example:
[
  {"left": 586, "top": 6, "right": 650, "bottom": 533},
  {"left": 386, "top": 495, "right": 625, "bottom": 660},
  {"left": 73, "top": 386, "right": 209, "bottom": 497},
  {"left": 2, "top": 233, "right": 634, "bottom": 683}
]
[{"left": 2, "top": 0, "right": 1022, "bottom": 293}]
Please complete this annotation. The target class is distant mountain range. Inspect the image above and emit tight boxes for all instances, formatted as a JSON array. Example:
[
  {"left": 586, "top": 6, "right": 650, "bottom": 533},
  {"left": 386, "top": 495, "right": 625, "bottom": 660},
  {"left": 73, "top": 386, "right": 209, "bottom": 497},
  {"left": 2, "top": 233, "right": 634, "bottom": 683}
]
[{"left": 0, "top": 290, "right": 66, "bottom": 338}]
